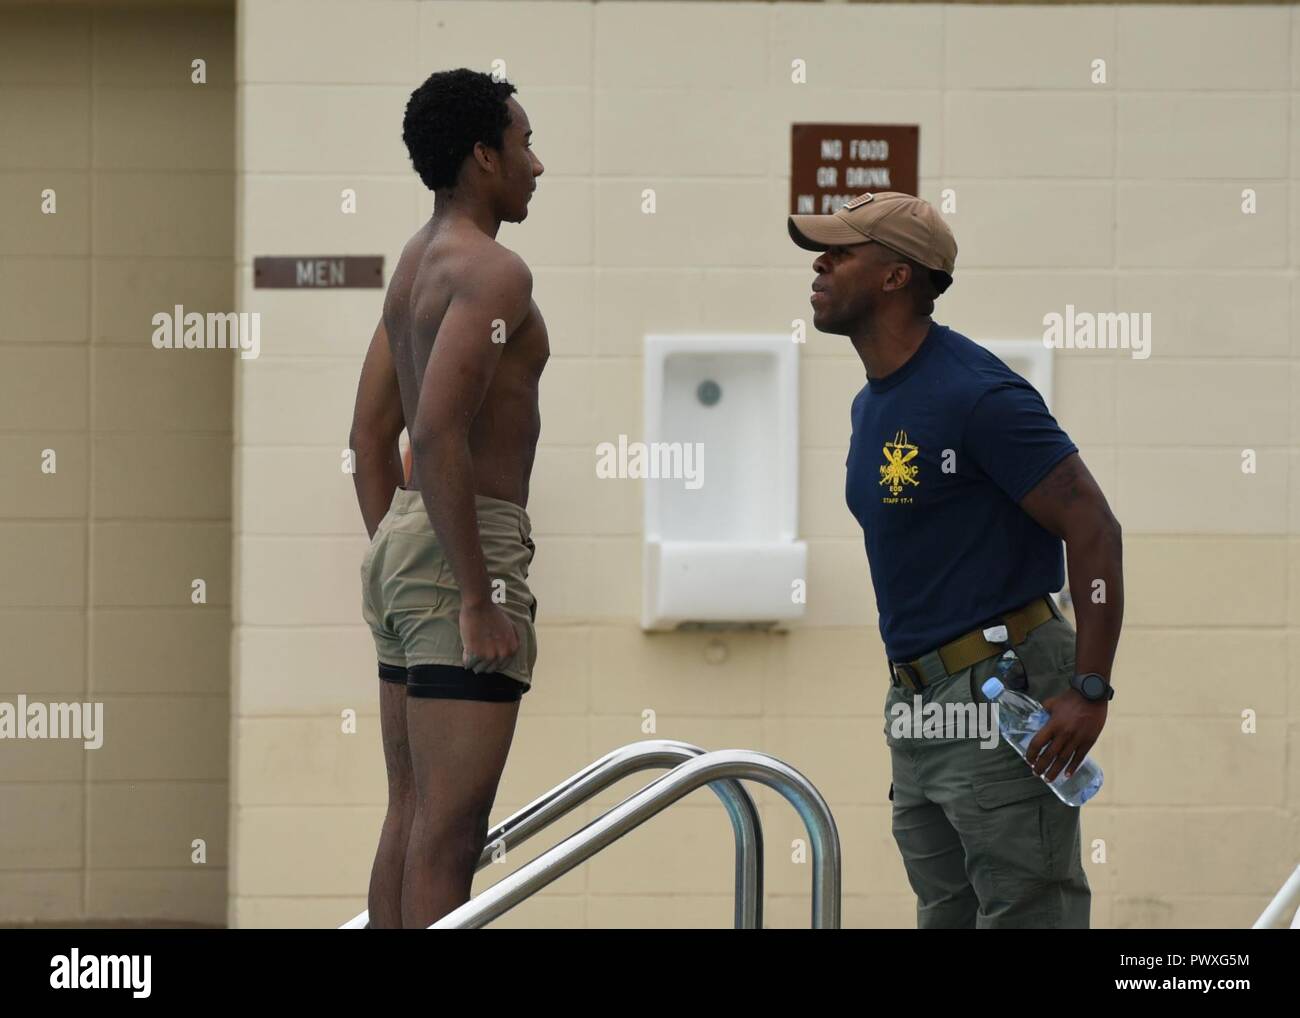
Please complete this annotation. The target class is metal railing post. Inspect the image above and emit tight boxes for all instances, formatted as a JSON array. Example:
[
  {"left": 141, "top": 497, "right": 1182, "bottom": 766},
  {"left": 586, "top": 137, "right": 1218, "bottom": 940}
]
[
  {"left": 340, "top": 740, "right": 763, "bottom": 929},
  {"left": 1253, "top": 863, "right": 1300, "bottom": 929},
  {"left": 431, "top": 749, "right": 841, "bottom": 929}
]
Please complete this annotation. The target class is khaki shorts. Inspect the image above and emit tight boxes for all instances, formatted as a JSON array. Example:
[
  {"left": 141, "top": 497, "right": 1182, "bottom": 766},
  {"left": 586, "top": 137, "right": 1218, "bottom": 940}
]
[{"left": 360, "top": 488, "right": 538, "bottom": 687}]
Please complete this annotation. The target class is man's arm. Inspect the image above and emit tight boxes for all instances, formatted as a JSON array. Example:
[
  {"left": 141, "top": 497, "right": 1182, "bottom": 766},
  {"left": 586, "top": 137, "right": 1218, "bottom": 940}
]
[
  {"left": 409, "top": 247, "right": 532, "bottom": 672},
  {"left": 1018, "top": 451, "right": 1124, "bottom": 780},
  {"left": 963, "top": 383, "right": 1124, "bottom": 686},
  {"left": 1019, "top": 451, "right": 1124, "bottom": 683},
  {"left": 349, "top": 316, "right": 405, "bottom": 538}
]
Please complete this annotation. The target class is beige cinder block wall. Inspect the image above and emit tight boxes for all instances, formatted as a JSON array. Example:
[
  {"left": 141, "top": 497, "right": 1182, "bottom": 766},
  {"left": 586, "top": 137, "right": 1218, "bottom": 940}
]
[
  {"left": 231, "top": 0, "right": 1300, "bottom": 929},
  {"left": 0, "top": 0, "right": 234, "bottom": 925}
]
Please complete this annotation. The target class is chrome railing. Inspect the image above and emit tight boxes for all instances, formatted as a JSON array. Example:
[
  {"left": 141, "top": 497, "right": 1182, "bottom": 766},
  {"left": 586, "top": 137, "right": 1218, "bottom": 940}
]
[
  {"left": 1254, "top": 862, "right": 1300, "bottom": 929},
  {"left": 340, "top": 739, "right": 764, "bottom": 929},
  {"left": 432, "top": 748, "right": 841, "bottom": 929}
]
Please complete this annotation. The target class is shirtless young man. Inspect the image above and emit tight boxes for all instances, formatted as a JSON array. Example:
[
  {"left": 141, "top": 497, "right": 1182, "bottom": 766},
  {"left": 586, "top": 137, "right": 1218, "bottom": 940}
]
[{"left": 348, "top": 69, "right": 547, "bottom": 928}]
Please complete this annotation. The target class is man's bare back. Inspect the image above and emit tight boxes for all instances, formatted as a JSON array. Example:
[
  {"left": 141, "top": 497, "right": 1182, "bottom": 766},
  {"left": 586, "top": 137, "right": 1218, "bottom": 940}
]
[{"left": 385, "top": 219, "right": 548, "bottom": 509}]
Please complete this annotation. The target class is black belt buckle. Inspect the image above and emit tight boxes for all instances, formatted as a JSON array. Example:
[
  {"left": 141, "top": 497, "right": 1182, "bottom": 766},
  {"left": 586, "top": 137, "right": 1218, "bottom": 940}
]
[{"left": 890, "top": 659, "right": 922, "bottom": 691}]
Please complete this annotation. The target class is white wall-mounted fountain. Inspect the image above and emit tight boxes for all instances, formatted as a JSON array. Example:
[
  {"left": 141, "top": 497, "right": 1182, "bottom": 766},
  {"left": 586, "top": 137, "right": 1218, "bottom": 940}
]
[
  {"left": 641, "top": 334, "right": 807, "bottom": 631},
  {"left": 978, "top": 339, "right": 1056, "bottom": 410}
]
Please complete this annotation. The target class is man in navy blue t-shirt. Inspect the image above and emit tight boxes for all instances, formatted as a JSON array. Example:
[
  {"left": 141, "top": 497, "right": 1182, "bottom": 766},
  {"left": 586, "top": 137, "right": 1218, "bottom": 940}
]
[{"left": 789, "top": 192, "right": 1124, "bottom": 929}]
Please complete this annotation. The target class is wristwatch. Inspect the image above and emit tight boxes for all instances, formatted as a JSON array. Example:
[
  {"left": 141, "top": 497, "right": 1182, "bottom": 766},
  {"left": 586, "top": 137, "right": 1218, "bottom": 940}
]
[{"left": 1070, "top": 671, "right": 1115, "bottom": 702}]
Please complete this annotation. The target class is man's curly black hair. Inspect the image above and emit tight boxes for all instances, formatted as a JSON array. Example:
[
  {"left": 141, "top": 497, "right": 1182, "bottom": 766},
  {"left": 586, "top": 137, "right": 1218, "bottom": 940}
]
[{"left": 402, "top": 69, "right": 517, "bottom": 192}]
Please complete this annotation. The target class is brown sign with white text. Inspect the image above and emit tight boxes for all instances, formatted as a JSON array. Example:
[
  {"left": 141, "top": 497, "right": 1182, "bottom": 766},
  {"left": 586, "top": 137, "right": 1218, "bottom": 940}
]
[
  {"left": 790, "top": 124, "right": 919, "bottom": 214},
  {"left": 254, "top": 256, "right": 384, "bottom": 289}
]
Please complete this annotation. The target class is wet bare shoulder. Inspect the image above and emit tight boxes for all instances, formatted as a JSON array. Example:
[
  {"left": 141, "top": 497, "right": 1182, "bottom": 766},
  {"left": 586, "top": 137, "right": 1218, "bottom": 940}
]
[{"left": 447, "top": 239, "right": 532, "bottom": 330}]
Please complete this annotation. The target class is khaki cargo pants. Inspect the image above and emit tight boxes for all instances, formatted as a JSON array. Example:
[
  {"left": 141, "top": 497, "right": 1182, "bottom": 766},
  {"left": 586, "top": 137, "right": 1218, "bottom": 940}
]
[{"left": 885, "top": 602, "right": 1092, "bottom": 929}]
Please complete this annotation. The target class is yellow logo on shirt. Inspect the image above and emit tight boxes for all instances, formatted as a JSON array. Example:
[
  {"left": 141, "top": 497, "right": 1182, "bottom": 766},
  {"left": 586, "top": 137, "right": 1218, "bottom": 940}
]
[{"left": 880, "top": 429, "right": 920, "bottom": 499}]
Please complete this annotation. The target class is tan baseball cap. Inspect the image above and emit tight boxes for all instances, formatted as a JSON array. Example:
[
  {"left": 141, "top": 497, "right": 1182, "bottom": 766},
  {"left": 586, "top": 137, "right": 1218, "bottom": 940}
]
[{"left": 788, "top": 191, "right": 957, "bottom": 290}]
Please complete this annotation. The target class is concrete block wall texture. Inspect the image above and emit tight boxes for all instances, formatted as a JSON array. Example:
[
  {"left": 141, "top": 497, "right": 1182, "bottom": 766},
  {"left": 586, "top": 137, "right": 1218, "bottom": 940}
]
[
  {"left": 224, "top": 0, "right": 1300, "bottom": 930},
  {"left": 2, "top": 0, "right": 1289, "bottom": 930},
  {"left": 226, "top": 0, "right": 1300, "bottom": 930},
  {"left": 2, "top": 0, "right": 1288, "bottom": 929},
  {"left": 0, "top": 0, "right": 1289, "bottom": 930},
  {"left": 0, "top": 2, "right": 235, "bottom": 925}
]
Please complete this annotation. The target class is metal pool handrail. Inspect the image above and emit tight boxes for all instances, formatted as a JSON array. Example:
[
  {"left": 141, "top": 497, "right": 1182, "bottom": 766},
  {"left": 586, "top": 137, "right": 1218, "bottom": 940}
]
[
  {"left": 340, "top": 739, "right": 764, "bottom": 929},
  {"left": 431, "top": 748, "right": 841, "bottom": 930}
]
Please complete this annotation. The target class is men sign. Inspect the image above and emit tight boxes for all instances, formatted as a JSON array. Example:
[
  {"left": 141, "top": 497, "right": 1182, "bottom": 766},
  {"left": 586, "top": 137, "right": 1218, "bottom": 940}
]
[{"left": 253, "top": 255, "right": 384, "bottom": 289}]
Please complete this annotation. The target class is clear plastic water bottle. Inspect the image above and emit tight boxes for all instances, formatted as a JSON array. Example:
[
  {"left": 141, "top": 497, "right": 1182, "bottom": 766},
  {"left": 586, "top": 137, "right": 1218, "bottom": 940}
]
[{"left": 981, "top": 658, "right": 1104, "bottom": 806}]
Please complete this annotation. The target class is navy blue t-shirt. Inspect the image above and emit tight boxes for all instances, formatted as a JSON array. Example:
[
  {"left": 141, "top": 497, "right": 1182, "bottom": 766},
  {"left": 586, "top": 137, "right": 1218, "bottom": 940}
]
[{"left": 845, "top": 321, "right": 1078, "bottom": 662}]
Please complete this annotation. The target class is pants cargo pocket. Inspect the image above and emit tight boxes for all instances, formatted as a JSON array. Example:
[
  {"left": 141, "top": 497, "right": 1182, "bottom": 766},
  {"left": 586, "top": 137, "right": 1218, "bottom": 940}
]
[
  {"left": 1019, "top": 616, "right": 1077, "bottom": 685},
  {"left": 966, "top": 770, "right": 1080, "bottom": 925}
]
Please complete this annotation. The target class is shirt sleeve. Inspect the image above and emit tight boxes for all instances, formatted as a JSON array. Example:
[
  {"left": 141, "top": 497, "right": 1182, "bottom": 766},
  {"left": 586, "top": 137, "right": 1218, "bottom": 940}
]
[{"left": 962, "top": 380, "right": 1078, "bottom": 502}]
